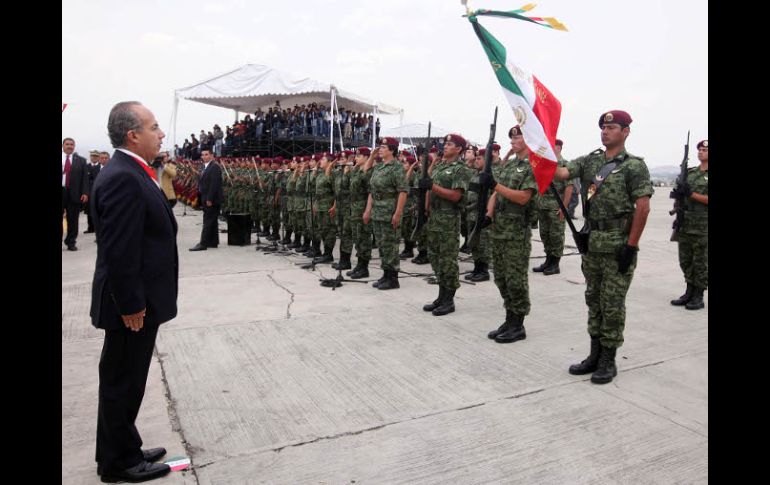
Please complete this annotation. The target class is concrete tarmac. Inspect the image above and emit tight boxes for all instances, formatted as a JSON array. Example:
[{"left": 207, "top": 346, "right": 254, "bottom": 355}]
[{"left": 62, "top": 195, "right": 707, "bottom": 484}]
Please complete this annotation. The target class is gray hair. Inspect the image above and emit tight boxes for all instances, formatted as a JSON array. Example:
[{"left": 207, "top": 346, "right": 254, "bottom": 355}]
[{"left": 107, "top": 101, "right": 143, "bottom": 148}]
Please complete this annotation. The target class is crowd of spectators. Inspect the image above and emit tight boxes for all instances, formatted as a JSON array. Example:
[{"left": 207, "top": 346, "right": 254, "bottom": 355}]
[{"left": 174, "top": 100, "right": 381, "bottom": 160}]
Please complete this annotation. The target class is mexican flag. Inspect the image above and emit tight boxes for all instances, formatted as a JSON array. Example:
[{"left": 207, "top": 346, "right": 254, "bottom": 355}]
[{"left": 469, "top": 14, "right": 562, "bottom": 194}]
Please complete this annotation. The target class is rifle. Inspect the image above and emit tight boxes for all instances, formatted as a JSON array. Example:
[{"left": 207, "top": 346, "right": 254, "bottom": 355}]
[
  {"left": 467, "top": 107, "right": 498, "bottom": 250},
  {"left": 669, "top": 131, "right": 690, "bottom": 242},
  {"left": 411, "top": 122, "right": 432, "bottom": 240}
]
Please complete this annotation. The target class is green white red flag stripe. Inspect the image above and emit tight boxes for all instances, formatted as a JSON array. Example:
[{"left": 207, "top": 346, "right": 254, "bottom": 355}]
[{"left": 467, "top": 8, "right": 565, "bottom": 193}]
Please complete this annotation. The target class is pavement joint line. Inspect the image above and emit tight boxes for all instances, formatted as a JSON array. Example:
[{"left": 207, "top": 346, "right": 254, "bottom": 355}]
[
  {"left": 266, "top": 271, "right": 295, "bottom": 319},
  {"left": 155, "top": 347, "right": 201, "bottom": 485}
]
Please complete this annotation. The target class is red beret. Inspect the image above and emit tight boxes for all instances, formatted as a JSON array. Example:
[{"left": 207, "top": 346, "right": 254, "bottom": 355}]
[
  {"left": 429, "top": 147, "right": 439, "bottom": 153},
  {"left": 263, "top": 157, "right": 273, "bottom": 163},
  {"left": 491, "top": 143, "right": 501, "bottom": 151},
  {"left": 357, "top": 147, "right": 371, "bottom": 156},
  {"left": 273, "top": 156, "right": 283, "bottom": 162},
  {"left": 444, "top": 134, "right": 467, "bottom": 149},
  {"left": 599, "top": 110, "right": 632, "bottom": 127},
  {"left": 508, "top": 125, "right": 522, "bottom": 137},
  {"left": 380, "top": 136, "right": 399, "bottom": 147},
  {"left": 302, "top": 156, "right": 311, "bottom": 162},
  {"left": 555, "top": 139, "right": 563, "bottom": 147},
  {"left": 478, "top": 148, "right": 486, "bottom": 156},
  {"left": 343, "top": 150, "right": 354, "bottom": 156},
  {"left": 697, "top": 139, "right": 708, "bottom": 149},
  {"left": 312, "top": 153, "right": 323, "bottom": 161},
  {"left": 406, "top": 155, "right": 416, "bottom": 163}
]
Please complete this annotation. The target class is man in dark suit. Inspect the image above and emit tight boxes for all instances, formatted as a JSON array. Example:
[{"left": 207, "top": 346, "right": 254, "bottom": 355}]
[
  {"left": 90, "top": 101, "right": 178, "bottom": 483},
  {"left": 62, "top": 138, "right": 90, "bottom": 250},
  {"left": 84, "top": 150, "right": 102, "bottom": 233},
  {"left": 190, "top": 146, "right": 223, "bottom": 251}
]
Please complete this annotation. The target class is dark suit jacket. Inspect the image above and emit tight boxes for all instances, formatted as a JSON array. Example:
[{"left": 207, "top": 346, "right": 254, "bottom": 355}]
[
  {"left": 89, "top": 150, "right": 179, "bottom": 330},
  {"left": 64, "top": 153, "right": 90, "bottom": 204},
  {"left": 198, "top": 161, "right": 223, "bottom": 206}
]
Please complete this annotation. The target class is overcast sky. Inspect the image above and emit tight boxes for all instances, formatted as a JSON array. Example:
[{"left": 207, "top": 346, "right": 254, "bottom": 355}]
[{"left": 62, "top": 0, "right": 707, "bottom": 167}]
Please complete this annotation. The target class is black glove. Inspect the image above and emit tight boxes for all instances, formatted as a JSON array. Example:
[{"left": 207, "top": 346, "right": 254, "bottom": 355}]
[
  {"left": 478, "top": 171, "right": 497, "bottom": 190},
  {"left": 480, "top": 215, "right": 493, "bottom": 228},
  {"left": 672, "top": 183, "right": 692, "bottom": 198},
  {"left": 617, "top": 244, "right": 638, "bottom": 274},
  {"left": 418, "top": 178, "right": 433, "bottom": 190}
]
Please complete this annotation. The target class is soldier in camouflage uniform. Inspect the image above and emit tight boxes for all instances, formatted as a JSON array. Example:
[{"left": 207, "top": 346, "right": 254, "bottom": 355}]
[
  {"left": 332, "top": 151, "right": 355, "bottom": 270},
  {"left": 258, "top": 159, "right": 271, "bottom": 236},
  {"left": 249, "top": 158, "right": 263, "bottom": 236},
  {"left": 312, "top": 153, "right": 337, "bottom": 263},
  {"left": 554, "top": 110, "right": 653, "bottom": 384},
  {"left": 263, "top": 159, "right": 278, "bottom": 240},
  {"left": 480, "top": 126, "right": 537, "bottom": 343},
  {"left": 399, "top": 155, "right": 418, "bottom": 260},
  {"left": 670, "top": 139, "right": 708, "bottom": 310},
  {"left": 301, "top": 156, "right": 320, "bottom": 257},
  {"left": 364, "top": 138, "right": 408, "bottom": 290},
  {"left": 346, "top": 147, "right": 374, "bottom": 278},
  {"left": 282, "top": 158, "right": 299, "bottom": 245},
  {"left": 465, "top": 145, "right": 495, "bottom": 282},
  {"left": 532, "top": 139, "right": 575, "bottom": 275},
  {"left": 410, "top": 148, "right": 437, "bottom": 265},
  {"left": 420, "top": 134, "right": 469, "bottom": 315},
  {"left": 287, "top": 157, "right": 304, "bottom": 248}
]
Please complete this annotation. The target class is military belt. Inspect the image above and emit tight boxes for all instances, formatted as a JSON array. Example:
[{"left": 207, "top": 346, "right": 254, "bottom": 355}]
[
  {"left": 372, "top": 192, "right": 397, "bottom": 201},
  {"left": 587, "top": 217, "right": 630, "bottom": 231}
]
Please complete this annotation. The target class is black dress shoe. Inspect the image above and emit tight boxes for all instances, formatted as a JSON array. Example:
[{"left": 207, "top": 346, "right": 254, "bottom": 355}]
[
  {"left": 67, "top": 244, "right": 78, "bottom": 251},
  {"left": 189, "top": 243, "right": 207, "bottom": 251},
  {"left": 100, "top": 460, "right": 170, "bottom": 483},
  {"left": 97, "top": 448, "right": 166, "bottom": 476}
]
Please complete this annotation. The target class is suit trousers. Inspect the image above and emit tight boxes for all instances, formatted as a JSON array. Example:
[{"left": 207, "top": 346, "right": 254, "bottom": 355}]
[
  {"left": 96, "top": 324, "right": 159, "bottom": 470},
  {"left": 62, "top": 187, "right": 81, "bottom": 245},
  {"left": 201, "top": 204, "right": 220, "bottom": 247}
]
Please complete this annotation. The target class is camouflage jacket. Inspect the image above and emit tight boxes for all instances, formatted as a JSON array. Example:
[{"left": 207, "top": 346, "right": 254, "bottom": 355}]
[
  {"left": 681, "top": 166, "right": 707, "bottom": 236},
  {"left": 489, "top": 157, "right": 537, "bottom": 240},
  {"left": 427, "top": 158, "right": 468, "bottom": 232},
  {"left": 369, "top": 160, "right": 407, "bottom": 222}
]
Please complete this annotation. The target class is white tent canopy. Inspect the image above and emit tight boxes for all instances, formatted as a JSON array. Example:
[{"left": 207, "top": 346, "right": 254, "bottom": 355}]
[{"left": 171, "top": 64, "right": 404, "bottom": 153}]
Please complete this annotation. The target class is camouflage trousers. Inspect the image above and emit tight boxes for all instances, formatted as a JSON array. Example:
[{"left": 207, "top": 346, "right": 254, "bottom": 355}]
[
  {"left": 260, "top": 197, "right": 270, "bottom": 229},
  {"left": 269, "top": 201, "right": 281, "bottom": 232},
  {"left": 582, "top": 250, "right": 638, "bottom": 349},
  {"left": 467, "top": 218, "right": 491, "bottom": 264},
  {"left": 414, "top": 223, "right": 427, "bottom": 250},
  {"left": 677, "top": 233, "right": 708, "bottom": 289},
  {"left": 281, "top": 203, "right": 290, "bottom": 233},
  {"left": 401, "top": 206, "right": 416, "bottom": 243},
  {"left": 339, "top": 203, "right": 353, "bottom": 253},
  {"left": 373, "top": 219, "right": 401, "bottom": 271},
  {"left": 491, "top": 229, "right": 531, "bottom": 316},
  {"left": 350, "top": 210, "right": 373, "bottom": 261},
  {"left": 313, "top": 207, "right": 337, "bottom": 250},
  {"left": 537, "top": 208, "right": 566, "bottom": 257},
  {"left": 304, "top": 209, "right": 314, "bottom": 240},
  {"left": 290, "top": 209, "right": 303, "bottom": 235},
  {"left": 251, "top": 194, "right": 261, "bottom": 228},
  {"left": 428, "top": 228, "right": 460, "bottom": 291}
]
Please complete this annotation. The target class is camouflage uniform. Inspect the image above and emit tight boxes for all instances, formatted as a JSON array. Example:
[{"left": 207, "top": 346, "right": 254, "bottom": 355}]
[
  {"left": 533, "top": 157, "right": 571, "bottom": 273},
  {"left": 313, "top": 168, "right": 337, "bottom": 258},
  {"left": 369, "top": 160, "right": 408, "bottom": 272},
  {"left": 284, "top": 170, "right": 297, "bottom": 242},
  {"left": 465, "top": 165, "right": 492, "bottom": 278},
  {"left": 677, "top": 167, "right": 708, "bottom": 292},
  {"left": 333, "top": 166, "right": 353, "bottom": 254},
  {"left": 401, "top": 169, "right": 417, "bottom": 249},
  {"left": 427, "top": 158, "right": 468, "bottom": 291},
  {"left": 409, "top": 169, "right": 429, "bottom": 263},
  {"left": 259, "top": 169, "right": 271, "bottom": 235},
  {"left": 566, "top": 149, "right": 653, "bottom": 349},
  {"left": 489, "top": 157, "right": 537, "bottom": 318},
  {"left": 348, "top": 164, "right": 373, "bottom": 269}
]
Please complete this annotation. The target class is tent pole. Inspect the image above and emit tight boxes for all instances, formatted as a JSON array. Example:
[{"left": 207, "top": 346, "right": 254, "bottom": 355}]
[{"left": 171, "top": 92, "right": 179, "bottom": 160}]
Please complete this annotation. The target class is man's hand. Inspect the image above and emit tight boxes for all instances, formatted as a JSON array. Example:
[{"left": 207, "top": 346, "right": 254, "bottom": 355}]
[
  {"left": 329, "top": 206, "right": 336, "bottom": 219},
  {"left": 671, "top": 183, "right": 692, "bottom": 198},
  {"left": 418, "top": 178, "right": 433, "bottom": 190},
  {"left": 391, "top": 211, "right": 402, "bottom": 230},
  {"left": 121, "top": 309, "right": 146, "bottom": 332},
  {"left": 558, "top": 208, "right": 565, "bottom": 221},
  {"left": 363, "top": 209, "right": 371, "bottom": 225},
  {"left": 206, "top": 200, "right": 213, "bottom": 207},
  {"left": 617, "top": 244, "right": 638, "bottom": 274},
  {"left": 478, "top": 172, "right": 497, "bottom": 190},
  {"left": 80, "top": 194, "right": 89, "bottom": 203}
]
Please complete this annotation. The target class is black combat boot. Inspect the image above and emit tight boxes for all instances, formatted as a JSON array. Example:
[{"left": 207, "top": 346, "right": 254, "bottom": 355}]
[
  {"left": 298, "top": 236, "right": 311, "bottom": 253},
  {"left": 377, "top": 269, "right": 400, "bottom": 290},
  {"left": 488, "top": 309, "right": 514, "bottom": 340},
  {"left": 568, "top": 337, "right": 601, "bottom": 375},
  {"left": 533, "top": 255, "right": 551, "bottom": 272},
  {"left": 591, "top": 346, "right": 618, "bottom": 384},
  {"left": 305, "top": 240, "right": 321, "bottom": 258},
  {"left": 465, "top": 261, "right": 479, "bottom": 280},
  {"left": 372, "top": 270, "right": 388, "bottom": 288},
  {"left": 423, "top": 286, "right": 445, "bottom": 312},
  {"left": 671, "top": 284, "right": 693, "bottom": 306},
  {"left": 543, "top": 257, "right": 561, "bottom": 275},
  {"left": 349, "top": 258, "right": 370, "bottom": 279},
  {"left": 314, "top": 245, "right": 334, "bottom": 264},
  {"left": 332, "top": 251, "right": 352, "bottom": 270},
  {"left": 288, "top": 233, "right": 302, "bottom": 248},
  {"left": 260, "top": 224, "right": 271, "bottom": 237},
  {"left": 281, "top": 230, "right": 293, "bottom": 245},
  {"left": 432, "top": 288, "right": 456, "bottom": 316},
  {"left": 399, "top": 241, "right": 415, "bottom": 259},
  {"left": 685, "top": 287, "right": 705, "bottom": 310},
  {"left": 412, "top": 249, "right": 429, "bottom": 264},
  {"left": 494, "top": 313, "right": 526, "bottom": 342},
  {"left": 470, "top": 262, "right": 490, "bottom": 282}
]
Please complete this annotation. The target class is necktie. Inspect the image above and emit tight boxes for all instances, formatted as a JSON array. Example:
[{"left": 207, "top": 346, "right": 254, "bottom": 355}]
[{"left": 64, "top": 155, "right": 72, "bottom": 187}]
